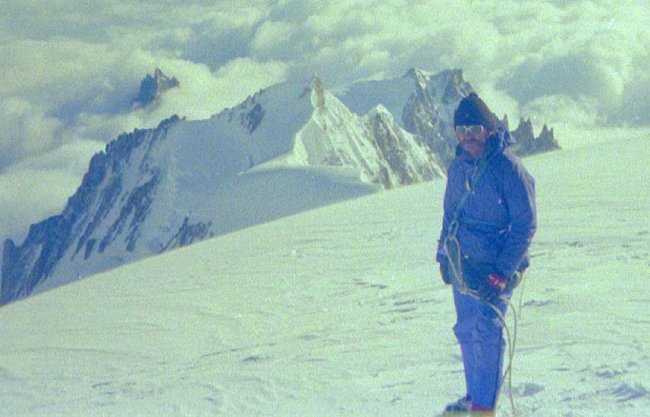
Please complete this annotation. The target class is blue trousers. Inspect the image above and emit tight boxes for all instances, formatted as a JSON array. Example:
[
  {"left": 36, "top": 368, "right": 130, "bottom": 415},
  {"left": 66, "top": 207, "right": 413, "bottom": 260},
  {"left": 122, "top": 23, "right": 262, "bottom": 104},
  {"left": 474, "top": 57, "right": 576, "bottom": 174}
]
[{"left": 452, "top": 286, "right": 508, "bottom": 409}]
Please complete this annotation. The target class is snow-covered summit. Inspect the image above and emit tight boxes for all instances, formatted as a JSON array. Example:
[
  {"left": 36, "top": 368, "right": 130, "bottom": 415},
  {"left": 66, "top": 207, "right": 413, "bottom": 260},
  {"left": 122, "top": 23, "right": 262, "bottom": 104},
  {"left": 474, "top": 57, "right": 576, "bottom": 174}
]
[
  {"left": 1, "top": 68, "right": 560, "bottom": 304},
  {"left": 1, "top": 75, "right": 443, "bottom": 303},
  {"left": 338, "top": 68, "right": 472, "bottom": 163},
  {"left": 337, "top": 67, "right": 558, "bottom": 162}
]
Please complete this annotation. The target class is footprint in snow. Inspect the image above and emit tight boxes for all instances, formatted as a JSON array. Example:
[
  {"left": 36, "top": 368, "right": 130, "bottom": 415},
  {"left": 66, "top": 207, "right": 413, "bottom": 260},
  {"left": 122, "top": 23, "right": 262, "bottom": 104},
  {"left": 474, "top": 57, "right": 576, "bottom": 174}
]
[
  {"left": 603, "top": 383, "right": 649, "bottom": 402},
  {"left": 508, "top": 382, "right": 545, "bottom": 398}
]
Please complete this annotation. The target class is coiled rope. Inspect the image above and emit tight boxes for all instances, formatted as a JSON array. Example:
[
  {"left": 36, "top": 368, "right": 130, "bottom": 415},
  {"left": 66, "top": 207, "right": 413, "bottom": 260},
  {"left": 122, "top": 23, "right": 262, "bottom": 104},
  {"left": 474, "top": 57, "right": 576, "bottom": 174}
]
[{"left": 444, "top": 227, "right": 521, "bottom": 417}]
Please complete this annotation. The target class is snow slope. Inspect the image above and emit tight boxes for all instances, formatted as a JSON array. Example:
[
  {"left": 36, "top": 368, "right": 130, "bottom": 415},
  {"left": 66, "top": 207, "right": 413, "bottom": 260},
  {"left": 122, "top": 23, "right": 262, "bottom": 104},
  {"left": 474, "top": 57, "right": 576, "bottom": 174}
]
[
  {"left": 3, "top": 75, "right": 444, "bottom": 303},
  {"left": 0, "top": 135, "right": 648, "bottom": 416}
]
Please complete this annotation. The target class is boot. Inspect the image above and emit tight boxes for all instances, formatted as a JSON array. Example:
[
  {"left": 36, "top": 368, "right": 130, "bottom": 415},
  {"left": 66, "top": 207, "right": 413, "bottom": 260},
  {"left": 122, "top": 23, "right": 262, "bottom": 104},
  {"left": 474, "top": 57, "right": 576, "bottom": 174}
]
[
  {"left": 441, "top": 396, "right": 495, "bottom": 416},
  {"left": 441, "top": 395, "right": 471, "bottom": 414}
]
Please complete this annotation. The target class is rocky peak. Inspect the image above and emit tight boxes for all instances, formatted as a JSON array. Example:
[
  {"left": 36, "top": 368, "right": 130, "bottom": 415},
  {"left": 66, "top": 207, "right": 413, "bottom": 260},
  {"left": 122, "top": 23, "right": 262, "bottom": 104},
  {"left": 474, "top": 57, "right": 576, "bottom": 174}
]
[
  {"left": 1, "top": 68, "right": 561, "bottom": 305},
  {"left": 131, "top": 68, "right": 179, "bottom": 110},
  {"left": 403, "top": 67, "right": 429, "bottom": 90},
  {"left": 1, "top": 116, "right": 181, "bottom": 303},
  {"left": 364, "top": 105, "right": 443, "bottom": 188},
  {"left": 310, "top": 74, "right": 326, "bottom": 112},
  {"left": 509, "top": 117, "right": 561, "bottom": 156},
  {"left": 237, "top": 94, "right": 265, "bottom": 134},
  {"left": 502, "top": 114, "right": 510, "bottom": 130},
  {"left": 400, "top": 68, "right": 473, "bottom": 164},
  {"left": 437, "top": 69, "right": 474, "bottom": 105}
]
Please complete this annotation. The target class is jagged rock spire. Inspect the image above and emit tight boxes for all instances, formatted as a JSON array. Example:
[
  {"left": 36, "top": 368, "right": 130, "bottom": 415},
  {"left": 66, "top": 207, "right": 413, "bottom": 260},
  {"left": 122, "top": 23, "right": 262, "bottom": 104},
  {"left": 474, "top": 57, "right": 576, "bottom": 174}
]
[
  {"left": 510, "top": 118, "right": 561, "bottom": 155},
  {"left": 310, "top": 73, "right": 326, "bottom": 111},
  {"left": 131, "top": 68, "right": 180, "bottom": 110}
]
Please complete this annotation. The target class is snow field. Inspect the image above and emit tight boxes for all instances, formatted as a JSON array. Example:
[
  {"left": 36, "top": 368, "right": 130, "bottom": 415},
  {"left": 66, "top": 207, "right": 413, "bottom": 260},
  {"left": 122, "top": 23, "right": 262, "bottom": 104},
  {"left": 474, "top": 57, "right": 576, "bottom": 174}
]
[{"left": 0, "top": 135, "right": 648, "bottom": 416}]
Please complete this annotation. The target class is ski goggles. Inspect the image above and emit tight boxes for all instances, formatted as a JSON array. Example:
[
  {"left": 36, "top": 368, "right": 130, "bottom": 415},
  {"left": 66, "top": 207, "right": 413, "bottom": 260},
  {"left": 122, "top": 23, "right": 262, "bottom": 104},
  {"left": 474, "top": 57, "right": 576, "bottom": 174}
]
[{"left": 455, "top": 125, "right": 485, "bottom": 137}]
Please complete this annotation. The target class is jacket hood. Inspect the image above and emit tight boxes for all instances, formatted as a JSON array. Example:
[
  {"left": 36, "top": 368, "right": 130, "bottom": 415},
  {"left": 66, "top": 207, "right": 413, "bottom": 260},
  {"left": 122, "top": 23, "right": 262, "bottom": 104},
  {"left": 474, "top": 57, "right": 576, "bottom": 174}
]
[{"left": 489, "top": 126, "right": 514, "bottom": 152}]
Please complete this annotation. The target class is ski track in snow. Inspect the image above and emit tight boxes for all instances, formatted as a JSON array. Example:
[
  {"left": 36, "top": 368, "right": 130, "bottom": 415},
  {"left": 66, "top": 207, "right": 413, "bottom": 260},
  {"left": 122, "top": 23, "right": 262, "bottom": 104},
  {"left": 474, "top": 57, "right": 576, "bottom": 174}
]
[{"left": 0, "top": 137, "right": 649, "bottom": 416}]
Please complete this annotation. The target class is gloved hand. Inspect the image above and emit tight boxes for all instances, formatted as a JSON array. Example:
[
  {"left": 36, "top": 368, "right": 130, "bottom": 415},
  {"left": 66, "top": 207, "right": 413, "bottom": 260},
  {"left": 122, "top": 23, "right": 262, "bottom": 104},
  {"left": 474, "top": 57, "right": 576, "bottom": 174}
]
[{"left": 476, "top": 271, "right": 507, "bottom": 304}]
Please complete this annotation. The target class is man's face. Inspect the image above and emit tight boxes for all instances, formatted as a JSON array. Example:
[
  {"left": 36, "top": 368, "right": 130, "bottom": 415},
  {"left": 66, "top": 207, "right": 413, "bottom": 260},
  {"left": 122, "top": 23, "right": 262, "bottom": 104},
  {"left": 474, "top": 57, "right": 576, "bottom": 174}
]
[{"left": 455, "top": 125, "right": 490, "bottom": 158}]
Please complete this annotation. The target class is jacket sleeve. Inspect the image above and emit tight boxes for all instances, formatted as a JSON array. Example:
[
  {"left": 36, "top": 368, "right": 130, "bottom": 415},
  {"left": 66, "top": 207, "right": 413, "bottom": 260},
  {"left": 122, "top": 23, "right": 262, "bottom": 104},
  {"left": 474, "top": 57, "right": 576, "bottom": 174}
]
[
  {"left": 436, "top": 178, "right": 452, "bottom": 263},
  {"left": 494, "top": 160, "right": 536, "bottom": 279}
]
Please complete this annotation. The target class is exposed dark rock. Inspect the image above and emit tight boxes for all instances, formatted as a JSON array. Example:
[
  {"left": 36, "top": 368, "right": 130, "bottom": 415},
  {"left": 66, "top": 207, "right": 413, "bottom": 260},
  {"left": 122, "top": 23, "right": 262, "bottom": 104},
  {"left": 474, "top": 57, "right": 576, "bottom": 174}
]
[
  {"left": 132, "top": 68, "right": 179, "bottom": 109},
  {"left": 365, "top": 107, "right": 441, "bottom": 187},
  {"left": 99, "top": 173, "right": 160, "bottom": 253},
  {"left": 240, "top": 102, "right": 264, "bottom": 134},
  {"left": 509, "top": 117, "right": 561, "bottom": 156},
  {"left": 1, "top": 116, "right": 181, "bottom": 303},
  {"left": 163, "top": 217, "right": 213, "bottom": 251},
  {"left": 401, "top": 68, "right": 474, "bottom": 165}
]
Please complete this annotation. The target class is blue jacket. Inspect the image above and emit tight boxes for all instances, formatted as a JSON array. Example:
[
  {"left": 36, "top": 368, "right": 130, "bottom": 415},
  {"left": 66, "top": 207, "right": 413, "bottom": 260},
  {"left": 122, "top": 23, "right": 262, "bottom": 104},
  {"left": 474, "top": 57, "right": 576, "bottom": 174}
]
[{"left": 437, "top": 128, "right": 536, "bottom": 280}]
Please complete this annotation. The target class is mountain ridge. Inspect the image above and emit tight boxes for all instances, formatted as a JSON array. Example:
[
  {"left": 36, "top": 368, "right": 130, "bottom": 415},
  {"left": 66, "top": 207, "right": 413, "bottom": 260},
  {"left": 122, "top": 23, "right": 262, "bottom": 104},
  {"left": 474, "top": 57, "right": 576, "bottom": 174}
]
[{"left": 1, "top": 68, "right": 558, "bottom": 304}]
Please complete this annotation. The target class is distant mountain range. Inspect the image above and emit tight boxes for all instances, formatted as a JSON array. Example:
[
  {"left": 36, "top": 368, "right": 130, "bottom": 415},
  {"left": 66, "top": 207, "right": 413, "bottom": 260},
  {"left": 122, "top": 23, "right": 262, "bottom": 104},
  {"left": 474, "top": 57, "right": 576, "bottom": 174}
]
[{"left": 1, "top": 68, "right": 559, "bottom": 304}]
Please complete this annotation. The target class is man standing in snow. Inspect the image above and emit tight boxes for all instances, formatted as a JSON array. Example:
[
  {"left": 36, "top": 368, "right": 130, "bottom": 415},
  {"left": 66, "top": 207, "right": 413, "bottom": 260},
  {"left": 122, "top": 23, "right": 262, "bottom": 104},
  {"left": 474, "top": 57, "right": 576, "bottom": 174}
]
[{"left": 436, "top": 93, "right": 536, "bottom": 415}]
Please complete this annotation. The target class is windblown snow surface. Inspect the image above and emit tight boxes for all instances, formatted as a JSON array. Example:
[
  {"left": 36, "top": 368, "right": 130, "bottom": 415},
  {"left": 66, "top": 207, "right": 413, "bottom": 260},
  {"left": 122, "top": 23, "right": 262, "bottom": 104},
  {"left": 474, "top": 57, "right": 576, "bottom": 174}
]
[{"left": 0, "top": 134, "right": 648, "bottom": 416}]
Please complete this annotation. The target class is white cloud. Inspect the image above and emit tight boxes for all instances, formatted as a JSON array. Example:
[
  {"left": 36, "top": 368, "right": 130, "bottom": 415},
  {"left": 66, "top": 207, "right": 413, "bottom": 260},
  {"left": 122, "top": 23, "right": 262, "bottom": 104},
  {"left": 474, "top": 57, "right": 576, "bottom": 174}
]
[
  {"left": 498, "top": 53, "right": 621, "bottom": 110},
  {"left": 0, "top": 140, "right": 102, "bottom": 243},
  {"left": 252, "top": 20, "right": 297, "bottom": 59},
  {"left": 0, "top": 169, "right": 75, "bottom": 242},
  {"left": 620, "top": 72, "right": 650, "bottom": 125},
  {"left": 522, "top": 95, "right": 600, "bottom": 128},
  {"left": 0, "top": 51, "right": 287, "bottom": 242},
  {"left": 474, "top": 82, "right": 522, "bottom": 126},
  {"left": 137, "top": 57, "right": 288, "bottom": 121},
  {"left": 0, "top": 97, "right": 65, "bottom": 167}
]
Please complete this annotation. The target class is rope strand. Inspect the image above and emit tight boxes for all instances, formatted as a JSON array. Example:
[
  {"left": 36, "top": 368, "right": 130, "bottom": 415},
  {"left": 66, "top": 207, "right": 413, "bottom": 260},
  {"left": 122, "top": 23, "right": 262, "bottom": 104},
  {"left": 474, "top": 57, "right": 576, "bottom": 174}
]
[{"left": 443, "top": 235, "right": 520, "bottom": 417}]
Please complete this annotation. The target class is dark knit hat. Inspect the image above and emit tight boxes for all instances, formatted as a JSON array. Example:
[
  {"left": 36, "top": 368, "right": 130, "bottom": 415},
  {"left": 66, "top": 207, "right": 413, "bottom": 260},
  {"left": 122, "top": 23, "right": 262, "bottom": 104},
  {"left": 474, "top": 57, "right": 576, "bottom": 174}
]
[{"left": 454, "top": 93, "right": 497, "bottom": 129}]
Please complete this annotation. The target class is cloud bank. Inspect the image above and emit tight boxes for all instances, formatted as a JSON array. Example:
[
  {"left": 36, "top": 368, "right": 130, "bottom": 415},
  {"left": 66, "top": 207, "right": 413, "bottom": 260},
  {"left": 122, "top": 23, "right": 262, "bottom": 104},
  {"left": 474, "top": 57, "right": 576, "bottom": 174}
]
[{"left": 1, "top": 0, "right": 649, "bottom": 242}]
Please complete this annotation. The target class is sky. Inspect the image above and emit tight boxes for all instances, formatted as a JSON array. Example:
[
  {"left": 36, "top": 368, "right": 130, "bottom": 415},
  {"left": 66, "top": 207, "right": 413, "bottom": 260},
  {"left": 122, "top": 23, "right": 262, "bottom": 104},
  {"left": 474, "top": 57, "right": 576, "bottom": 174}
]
[{"left": 1, "top": 0, "right": 649, "bottom": 243}]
